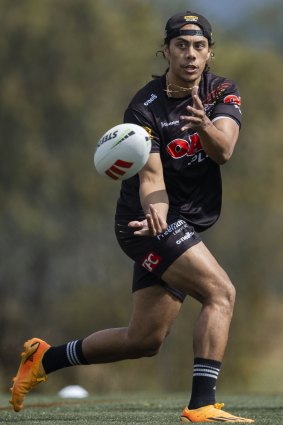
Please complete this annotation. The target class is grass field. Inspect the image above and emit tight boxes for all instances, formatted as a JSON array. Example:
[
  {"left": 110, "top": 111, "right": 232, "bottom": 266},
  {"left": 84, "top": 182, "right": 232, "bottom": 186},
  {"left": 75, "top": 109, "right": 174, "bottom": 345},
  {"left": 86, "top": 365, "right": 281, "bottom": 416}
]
[{"left": 0, "top": 393, "right": 282, "bottom": 424}]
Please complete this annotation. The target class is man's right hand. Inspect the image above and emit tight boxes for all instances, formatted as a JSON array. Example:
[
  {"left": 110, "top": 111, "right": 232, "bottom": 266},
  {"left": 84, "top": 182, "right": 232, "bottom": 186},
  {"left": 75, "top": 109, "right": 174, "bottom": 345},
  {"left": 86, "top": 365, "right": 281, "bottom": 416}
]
[{"left": 128, "top": 204, "right": 168, "bottom": 237}]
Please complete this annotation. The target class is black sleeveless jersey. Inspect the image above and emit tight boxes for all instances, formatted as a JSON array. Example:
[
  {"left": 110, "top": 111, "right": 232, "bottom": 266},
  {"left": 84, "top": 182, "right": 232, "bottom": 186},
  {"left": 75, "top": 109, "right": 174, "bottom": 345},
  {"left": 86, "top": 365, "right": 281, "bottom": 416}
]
[{"left": 115, "top": 72, "right": 242, "bottom": 232}]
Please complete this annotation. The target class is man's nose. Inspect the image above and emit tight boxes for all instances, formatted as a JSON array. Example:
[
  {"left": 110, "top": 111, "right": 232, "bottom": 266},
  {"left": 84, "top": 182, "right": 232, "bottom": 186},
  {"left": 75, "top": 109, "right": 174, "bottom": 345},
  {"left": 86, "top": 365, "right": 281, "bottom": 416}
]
[{"left": 186, "top": 46, "right": 196, "bottom": 59}]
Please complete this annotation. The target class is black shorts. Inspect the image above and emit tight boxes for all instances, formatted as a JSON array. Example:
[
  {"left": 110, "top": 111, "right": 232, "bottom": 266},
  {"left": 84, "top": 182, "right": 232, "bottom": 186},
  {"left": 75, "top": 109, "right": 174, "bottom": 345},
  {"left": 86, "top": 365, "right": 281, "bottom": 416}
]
[{"left": 115, "top": 214, "right": 201, "bottom": 302}]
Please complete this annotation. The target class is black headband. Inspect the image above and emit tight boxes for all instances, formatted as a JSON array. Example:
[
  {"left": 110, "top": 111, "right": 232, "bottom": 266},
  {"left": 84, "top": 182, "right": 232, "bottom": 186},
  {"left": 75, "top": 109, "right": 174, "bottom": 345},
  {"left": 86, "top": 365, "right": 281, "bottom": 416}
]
[{"left": 166, "top": 29, "right": 205, "bottom": 42}]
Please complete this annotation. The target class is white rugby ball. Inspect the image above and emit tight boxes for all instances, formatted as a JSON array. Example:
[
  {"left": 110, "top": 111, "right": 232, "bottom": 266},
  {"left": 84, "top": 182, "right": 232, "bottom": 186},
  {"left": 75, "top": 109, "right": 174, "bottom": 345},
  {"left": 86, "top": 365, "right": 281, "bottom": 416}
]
[{"left": 94, "top": 123, "right": 151, "bottom": 180}]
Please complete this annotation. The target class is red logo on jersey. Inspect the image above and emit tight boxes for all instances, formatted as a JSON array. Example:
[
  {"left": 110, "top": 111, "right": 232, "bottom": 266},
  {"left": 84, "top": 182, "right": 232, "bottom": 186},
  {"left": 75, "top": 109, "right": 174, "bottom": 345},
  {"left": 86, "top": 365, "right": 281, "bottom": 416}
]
[
  {"left": 105, "top": 159, "right": 134, "bottom": 180},
  {"left": 167, "top": 133, "right": 203, "bottom": 159},
  {"left": 223, "top": 95, "right": 241, "bottom": 106},
  {"left": 141, "top": 251, "right": 161, "bottom": 272}
]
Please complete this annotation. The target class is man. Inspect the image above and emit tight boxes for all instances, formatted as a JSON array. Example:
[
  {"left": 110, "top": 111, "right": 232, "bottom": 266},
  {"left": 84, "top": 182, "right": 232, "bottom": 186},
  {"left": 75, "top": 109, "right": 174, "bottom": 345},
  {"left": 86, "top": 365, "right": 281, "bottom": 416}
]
[{"left": 10, "top": 11, "right": 254, "bottom": 423}]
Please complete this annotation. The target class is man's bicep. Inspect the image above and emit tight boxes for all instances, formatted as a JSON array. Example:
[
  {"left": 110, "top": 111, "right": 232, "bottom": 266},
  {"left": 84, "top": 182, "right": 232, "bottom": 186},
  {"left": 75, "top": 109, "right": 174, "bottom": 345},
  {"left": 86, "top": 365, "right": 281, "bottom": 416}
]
[{"left": 213, "top": 117, "right": 240, "bottom": 147}]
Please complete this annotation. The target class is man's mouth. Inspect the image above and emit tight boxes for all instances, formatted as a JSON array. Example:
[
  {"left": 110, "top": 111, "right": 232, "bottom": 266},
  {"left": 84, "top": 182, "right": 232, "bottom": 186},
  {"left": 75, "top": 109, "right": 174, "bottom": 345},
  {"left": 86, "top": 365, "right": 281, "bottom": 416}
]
[{"left": 182, "top": 64, "right": 198, "bottom": 73}]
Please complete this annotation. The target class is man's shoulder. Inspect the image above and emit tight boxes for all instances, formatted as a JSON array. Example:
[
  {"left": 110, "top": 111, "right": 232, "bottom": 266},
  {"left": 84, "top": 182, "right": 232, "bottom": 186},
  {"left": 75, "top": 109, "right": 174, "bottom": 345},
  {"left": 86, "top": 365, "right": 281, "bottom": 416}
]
[
  {"left": 127, "top": 76, "right": 164, "bottom": 110},
  {"left": 202, "top": 71, "right": 238, "bottom": 91},
  {"left": 203, "top": 71, "right": 235, "bottom": 84},
  {"left": 201, "top": 71, "right": 240, "bottom": 104},
  {"left": 202, "top": 71, "right": 242, "bottom": 124}
]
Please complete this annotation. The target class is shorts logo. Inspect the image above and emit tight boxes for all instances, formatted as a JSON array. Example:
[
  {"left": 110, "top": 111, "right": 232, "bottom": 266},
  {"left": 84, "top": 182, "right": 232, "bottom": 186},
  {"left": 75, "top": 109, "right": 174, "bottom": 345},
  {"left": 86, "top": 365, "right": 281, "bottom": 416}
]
[
  {"left": 142, "top": 251, "right": 161, "bottom": 272},
  {"left": 157, "top": 219, "right": 187, "bottom": 240},
  {"left": 176, "top": 231, "right": 195, "bottom": 245}
]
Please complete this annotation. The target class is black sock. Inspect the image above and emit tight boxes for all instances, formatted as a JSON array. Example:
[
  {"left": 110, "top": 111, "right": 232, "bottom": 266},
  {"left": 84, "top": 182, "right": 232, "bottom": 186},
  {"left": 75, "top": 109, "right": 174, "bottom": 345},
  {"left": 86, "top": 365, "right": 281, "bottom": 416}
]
[
  {"left": 188, "top": 357, "right": 221, "bottom": 409},
  {"left": 42, "top": 339, "right": 89, "bottom": 374}
]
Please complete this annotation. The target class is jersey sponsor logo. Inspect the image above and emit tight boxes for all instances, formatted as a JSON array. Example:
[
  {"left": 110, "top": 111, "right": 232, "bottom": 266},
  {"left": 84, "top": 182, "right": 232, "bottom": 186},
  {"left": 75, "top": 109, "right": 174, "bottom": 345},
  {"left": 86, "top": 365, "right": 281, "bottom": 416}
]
[
  {"left": 201, "top": 85, "right": 241, "bottom": 118},
  {"left": 157, "top": 219, "right": 187, "bottom": 240},
  {"left": 223, "top": 95, "right": 241, "bottom": 106},
  {"left": 176, "top": 231, "right": 195, "bottom": 245},
  {"left": 166, "top": 133, "right": 207, "bottom": 165},
  {"left": 141, "top": 251, "right": 161, "bottom": 272},
  {"left": 223, "top": 95, "right": 242, "bottom": 114},
  {"left": 144, "top": 93, "right": 158, "bottom": 106},
  {"left": 161, "top": 120, "right": 179, "bottom": 128},
  {"left": 144, "top": 126, "right": 154, "bottom": 140},
  {"left": 105, "top": 159, "right": 134, "bottom": 180}
]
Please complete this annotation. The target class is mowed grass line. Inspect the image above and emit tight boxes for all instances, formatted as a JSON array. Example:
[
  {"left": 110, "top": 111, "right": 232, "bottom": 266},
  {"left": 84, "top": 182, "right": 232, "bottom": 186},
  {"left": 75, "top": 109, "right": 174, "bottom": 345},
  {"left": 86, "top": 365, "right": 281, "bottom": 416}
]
[{"left": 0, "top": 393, "right": 282, "bottom": 424}]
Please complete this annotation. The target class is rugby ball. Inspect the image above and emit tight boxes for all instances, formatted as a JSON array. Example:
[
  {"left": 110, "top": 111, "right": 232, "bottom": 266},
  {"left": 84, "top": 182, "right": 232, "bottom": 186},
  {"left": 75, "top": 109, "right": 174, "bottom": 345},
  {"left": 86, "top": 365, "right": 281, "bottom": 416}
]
[{"left": 94, "top": 123, "right": 151, "bottom": 180}]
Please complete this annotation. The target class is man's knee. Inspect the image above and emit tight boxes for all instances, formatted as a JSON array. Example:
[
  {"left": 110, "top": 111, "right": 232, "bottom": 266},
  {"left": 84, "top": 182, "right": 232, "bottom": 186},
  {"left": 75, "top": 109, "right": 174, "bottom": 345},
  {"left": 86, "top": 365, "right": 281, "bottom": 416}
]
[
  {"left": 141, "top": 334, "right": 164, "bottom": 357},
  {"left": 211, "top": 274, "right": 236, "bottom": 315},
  {"left": 127, "top": 329, "right": 168, "bottom": 358}
]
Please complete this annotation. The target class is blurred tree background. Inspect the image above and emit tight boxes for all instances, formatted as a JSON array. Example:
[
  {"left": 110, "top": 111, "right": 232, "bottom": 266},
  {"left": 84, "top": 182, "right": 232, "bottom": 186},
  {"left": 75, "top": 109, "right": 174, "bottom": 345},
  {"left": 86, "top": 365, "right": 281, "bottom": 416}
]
[{"left": 0, "top": 0, "right": 282, "bottom": 397}]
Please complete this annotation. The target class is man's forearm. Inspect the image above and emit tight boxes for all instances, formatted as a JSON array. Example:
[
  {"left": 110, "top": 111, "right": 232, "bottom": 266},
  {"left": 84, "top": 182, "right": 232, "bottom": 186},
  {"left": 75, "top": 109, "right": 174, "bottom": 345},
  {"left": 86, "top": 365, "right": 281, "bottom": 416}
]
[{"left": 139, "top": 182, "right": 169, "bottom": 219}]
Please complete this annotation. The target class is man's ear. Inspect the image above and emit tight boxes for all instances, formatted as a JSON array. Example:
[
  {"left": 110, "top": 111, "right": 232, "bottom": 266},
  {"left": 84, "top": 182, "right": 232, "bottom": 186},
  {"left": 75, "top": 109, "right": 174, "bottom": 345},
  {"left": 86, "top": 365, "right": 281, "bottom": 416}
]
[
  {"left": 164, "top": 45, "right": 170, "bottom": 60},
  {"left": 206, "top": 48, "right": 212, "bottom": 61}
]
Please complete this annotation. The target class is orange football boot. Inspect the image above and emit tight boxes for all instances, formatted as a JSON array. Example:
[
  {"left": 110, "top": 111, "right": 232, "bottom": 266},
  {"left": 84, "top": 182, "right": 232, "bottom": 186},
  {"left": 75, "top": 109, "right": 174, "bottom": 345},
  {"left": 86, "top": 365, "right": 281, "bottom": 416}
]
[
  {"left": 10, "top": 338, "right": 50, "bottom": 412},
  {"left": 180, "top": 403, "right": 255, "bottom": 423}
]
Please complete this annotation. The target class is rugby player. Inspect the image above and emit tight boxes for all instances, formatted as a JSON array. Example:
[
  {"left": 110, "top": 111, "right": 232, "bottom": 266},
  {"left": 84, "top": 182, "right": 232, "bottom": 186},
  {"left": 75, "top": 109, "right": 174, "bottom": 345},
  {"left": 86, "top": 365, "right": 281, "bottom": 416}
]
[{"left": 10, "top": 11, "right": 254, "bottom": 423}]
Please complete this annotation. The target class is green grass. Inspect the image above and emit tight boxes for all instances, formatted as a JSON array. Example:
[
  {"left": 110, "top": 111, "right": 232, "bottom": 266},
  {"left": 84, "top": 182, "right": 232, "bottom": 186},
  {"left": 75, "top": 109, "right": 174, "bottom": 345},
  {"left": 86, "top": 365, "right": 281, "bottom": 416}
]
[{"left": 0, "top": 393, "right": 282, "bottom": 424}]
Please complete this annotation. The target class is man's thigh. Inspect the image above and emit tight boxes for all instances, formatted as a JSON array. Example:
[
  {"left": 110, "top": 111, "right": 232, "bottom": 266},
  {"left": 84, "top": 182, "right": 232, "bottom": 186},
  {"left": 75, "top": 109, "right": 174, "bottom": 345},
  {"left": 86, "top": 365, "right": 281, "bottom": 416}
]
[
  {"left": 161, "top": 241, "right": 232, "bottom": 300},
  {"left": 133, "top": 263, "right": 187, "bottom": 302}
]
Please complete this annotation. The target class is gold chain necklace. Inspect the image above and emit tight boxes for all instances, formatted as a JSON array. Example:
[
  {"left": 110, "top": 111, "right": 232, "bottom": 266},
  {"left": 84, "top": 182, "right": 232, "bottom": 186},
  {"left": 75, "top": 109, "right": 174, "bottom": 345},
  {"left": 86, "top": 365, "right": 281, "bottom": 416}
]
[{"left": 165, "top": 73, "right": 193, "bottom": 98}]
